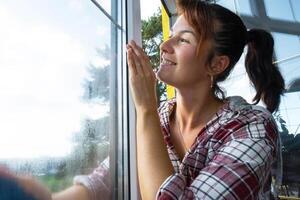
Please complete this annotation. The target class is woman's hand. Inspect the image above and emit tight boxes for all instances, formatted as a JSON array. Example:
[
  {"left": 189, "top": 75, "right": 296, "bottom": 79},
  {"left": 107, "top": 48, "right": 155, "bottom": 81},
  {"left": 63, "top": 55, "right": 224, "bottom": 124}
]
[
  {"left": 0, "top": 166, "right": 52, "bottom": 200},
  {"left": 16, "top": 175, "right": 52, "bottom": 200},
  {"left": 127, "top": 40, "right": 157, "bottom": 112}
]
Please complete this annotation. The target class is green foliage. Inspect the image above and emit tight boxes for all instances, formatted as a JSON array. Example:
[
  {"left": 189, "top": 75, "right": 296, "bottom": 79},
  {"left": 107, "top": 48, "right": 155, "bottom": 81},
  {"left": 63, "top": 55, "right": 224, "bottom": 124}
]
[
  {"left": 38, "top": 175, "right": 73, "bottom": 192},
  {"left": 141, "top": 9, "right": 167, "bottom": 102},
  {"left": 142, "top": 9, "right": 162, "bottom": 66}
]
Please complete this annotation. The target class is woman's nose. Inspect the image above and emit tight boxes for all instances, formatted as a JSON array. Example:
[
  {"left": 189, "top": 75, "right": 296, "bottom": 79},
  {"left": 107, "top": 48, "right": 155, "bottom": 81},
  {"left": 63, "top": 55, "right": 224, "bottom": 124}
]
[{"left": 160, "top": 38, "right": 174, "bottom": 54}]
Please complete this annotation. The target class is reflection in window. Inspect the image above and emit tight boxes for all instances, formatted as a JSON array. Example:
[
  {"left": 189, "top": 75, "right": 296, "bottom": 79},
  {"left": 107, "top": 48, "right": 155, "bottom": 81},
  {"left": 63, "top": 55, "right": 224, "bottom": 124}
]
[{"left": 0, "top": 1, "right": 112, "bottom": 192}]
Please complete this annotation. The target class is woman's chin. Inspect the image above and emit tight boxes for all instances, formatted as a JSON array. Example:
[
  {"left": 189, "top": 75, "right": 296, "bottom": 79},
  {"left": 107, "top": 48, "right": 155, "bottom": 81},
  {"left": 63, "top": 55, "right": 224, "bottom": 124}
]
[{"left": 156, "top": 71, "right": 175, "bottom": 86}]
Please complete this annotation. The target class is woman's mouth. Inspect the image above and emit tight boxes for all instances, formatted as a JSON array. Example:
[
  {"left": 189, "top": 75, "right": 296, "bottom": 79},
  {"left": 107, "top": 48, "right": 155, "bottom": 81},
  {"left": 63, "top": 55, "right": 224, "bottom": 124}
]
[{"left": 160, "top": 58, "right": 177, "bottom": 67}]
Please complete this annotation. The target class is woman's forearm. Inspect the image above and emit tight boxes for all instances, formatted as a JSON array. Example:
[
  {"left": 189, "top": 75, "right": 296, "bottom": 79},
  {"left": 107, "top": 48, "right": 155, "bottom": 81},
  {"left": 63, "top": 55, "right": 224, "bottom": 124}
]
[
  {"left": 52, "top": 185, "right": 90, "bottom": 200},
  {"left": 136, "top": 110, "right": 174, "bottom": 200}
]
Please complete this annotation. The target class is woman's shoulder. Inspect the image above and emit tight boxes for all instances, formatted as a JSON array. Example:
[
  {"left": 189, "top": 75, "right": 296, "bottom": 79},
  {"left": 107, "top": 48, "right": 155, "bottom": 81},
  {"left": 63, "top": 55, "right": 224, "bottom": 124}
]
[
  {"left": 225, "top": 96, "right": 273, "bottom": 121},
  {"left": 218, "top": 96, "right": 278, "bottom": 140},
  {"left": 215, "top": 96, "right": 277, "bottom": 134}
]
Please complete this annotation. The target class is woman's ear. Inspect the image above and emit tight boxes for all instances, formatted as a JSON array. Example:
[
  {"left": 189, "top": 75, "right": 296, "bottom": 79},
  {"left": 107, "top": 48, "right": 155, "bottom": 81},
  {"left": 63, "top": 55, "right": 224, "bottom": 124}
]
[{"left": 210, "top": 55, "right": 230, "bottom": 75}]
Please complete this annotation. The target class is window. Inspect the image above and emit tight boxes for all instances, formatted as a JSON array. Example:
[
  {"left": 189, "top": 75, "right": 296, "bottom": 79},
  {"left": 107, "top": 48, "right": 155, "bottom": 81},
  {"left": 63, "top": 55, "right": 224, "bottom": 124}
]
[
  {"left": 236, "top": 0, "right": 252, "bottom": 16},
  {"left": 265, "top": 0, "right": 300, "bottom": 22},
  {"left": 217, "top": 0, "right": 237, "bottom": 13},
  {"left": 0, "top": 0, "right": 129, "bottom": 198}
]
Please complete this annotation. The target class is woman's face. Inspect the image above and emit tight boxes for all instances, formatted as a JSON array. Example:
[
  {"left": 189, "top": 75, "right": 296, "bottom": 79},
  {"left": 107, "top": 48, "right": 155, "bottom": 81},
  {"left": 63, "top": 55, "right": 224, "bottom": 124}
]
[{"left": 157, "top": 15, "right": 212, "bottom": 89}]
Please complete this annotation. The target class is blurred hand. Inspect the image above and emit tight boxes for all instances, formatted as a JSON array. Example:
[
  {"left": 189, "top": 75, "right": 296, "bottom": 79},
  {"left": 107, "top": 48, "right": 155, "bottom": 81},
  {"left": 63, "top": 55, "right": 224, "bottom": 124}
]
[
  {"left": 0, "top": 166, "right": 52, "bottom": 200},
  {"left": 17, "top": 175, "right": 52, "bottom": 200}
]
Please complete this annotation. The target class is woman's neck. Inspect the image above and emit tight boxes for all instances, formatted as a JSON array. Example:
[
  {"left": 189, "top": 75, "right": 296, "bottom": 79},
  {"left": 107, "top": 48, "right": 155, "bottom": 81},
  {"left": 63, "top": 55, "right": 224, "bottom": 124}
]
[{"left": 175, "top": 88, "right": 224, "bottom": 131}]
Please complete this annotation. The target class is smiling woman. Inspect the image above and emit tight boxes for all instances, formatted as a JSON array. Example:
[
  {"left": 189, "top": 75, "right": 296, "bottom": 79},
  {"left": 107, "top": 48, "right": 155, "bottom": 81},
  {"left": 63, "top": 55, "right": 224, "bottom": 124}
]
[{"left": 1, "top": 0, "right": 298, "bottom": 199}]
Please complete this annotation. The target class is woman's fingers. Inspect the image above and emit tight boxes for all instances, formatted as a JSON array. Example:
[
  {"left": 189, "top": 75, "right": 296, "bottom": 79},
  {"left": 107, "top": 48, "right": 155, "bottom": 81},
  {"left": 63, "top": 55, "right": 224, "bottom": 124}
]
[
  {"left": 127, "top": 43, "right": 144, "bottom": 76},
  {"left": 127, "top": 46, "right": 138, "bottom": 76},
  {"left": 128, "top": 41, "right": 154, "bottom": 77},
  {"left": 130, "top": 47, "right": 144, "bottom": 76}
]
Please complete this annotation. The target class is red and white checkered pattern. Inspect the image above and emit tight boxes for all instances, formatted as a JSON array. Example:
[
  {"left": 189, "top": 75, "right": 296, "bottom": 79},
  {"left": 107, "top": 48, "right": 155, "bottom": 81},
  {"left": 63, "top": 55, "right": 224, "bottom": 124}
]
[{"left": 157, "top": 96, "right": 278, "bottom": 200}]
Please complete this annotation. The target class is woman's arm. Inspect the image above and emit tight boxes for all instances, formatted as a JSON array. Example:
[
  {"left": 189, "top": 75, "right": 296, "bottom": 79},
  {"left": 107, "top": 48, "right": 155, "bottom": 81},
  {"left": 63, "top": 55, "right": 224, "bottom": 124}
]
[
  {"left": 136, "top": 111, "right": 174, "bottom": 200},
  {"left": 127, "top": 40, "right": 174, "bottom": 199},
  {"left": 52, "top": 185, "right": 90, "bottom": 200},
  {"left": 12, "top": 175, "right": 90, "bottom": 200},
  {"left": 0, "top": 156, "right": 111, "bottom": 200}
]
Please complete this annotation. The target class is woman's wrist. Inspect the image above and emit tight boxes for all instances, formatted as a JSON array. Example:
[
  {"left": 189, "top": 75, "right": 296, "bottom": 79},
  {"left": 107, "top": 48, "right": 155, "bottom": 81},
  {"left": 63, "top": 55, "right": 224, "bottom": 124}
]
[{"left": 136, "top": 107, "right": 158, "bottom": 118}]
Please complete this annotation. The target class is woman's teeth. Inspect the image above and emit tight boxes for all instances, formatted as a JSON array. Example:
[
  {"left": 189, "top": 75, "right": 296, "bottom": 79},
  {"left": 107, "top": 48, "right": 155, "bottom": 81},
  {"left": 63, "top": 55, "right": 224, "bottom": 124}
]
[{"left": 162, "top": 59, "right": 176, "bottom": 65}]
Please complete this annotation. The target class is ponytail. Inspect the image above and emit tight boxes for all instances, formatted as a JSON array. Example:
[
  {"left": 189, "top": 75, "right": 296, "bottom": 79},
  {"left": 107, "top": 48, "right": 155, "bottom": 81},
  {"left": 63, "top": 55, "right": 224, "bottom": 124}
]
[
  {"left": 180, "top": 2, "right": 285, "bottom": 113},
  {"left": 245, "top": 29, "right": 285, "bottom": 113}
]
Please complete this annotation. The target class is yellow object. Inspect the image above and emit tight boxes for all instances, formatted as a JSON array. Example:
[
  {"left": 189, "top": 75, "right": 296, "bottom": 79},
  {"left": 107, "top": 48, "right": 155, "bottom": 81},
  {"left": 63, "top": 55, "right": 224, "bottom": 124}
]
[{"left": 161, "top": 5, "right": 175, "bottom": 99}]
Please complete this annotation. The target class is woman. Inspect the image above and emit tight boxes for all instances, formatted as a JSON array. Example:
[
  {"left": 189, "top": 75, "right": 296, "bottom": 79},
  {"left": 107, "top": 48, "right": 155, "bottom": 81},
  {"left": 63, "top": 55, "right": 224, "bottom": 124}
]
[
  {"left": 127, "top": 0, "right": 284, "bottom": 199},
  {"left": 0, "top": 0, "right": 284, "bottom": 199}
]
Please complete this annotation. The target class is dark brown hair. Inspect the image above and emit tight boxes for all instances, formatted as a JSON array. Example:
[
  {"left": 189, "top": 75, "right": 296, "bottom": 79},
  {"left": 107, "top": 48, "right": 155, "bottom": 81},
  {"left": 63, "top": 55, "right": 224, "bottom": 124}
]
[{"left": 177, "top": 0, "right": 285, "bottom": 113}]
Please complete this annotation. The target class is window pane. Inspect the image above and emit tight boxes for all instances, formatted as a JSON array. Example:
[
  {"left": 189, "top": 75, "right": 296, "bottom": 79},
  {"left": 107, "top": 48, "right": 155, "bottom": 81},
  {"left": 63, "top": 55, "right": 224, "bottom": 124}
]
[
  {"left": 273, "top": 32, "right": 300, "bottom": 197},
  {"left": 93, "top": 0, "right": 111, "bottom": 15},
  {"left": 0, "top": 0, "right": 113, "bottom": 192},
  {"left": 291, "top": 0, "right": 300, "bottom": 22},
  {"left": 273, "top": 33, "right": 300, "bottom": 60},
  {"left": 217, "top": 0, "right": 236, "bottom": 12},
  {"left": 272, "top": 32, "right": 300, "bottom": 86},
  {"left": 265, "top": 0, "right": 296, "bottom": 21},
  {"left": 237, "top": 0, "right": 252, "bottom": 16}
]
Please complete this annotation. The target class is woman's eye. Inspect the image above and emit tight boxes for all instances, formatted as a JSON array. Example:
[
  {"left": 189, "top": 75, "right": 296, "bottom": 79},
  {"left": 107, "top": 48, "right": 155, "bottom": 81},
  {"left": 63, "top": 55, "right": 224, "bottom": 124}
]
[{"left": 179, "top": 38, "right": 189, "bottom": 43}]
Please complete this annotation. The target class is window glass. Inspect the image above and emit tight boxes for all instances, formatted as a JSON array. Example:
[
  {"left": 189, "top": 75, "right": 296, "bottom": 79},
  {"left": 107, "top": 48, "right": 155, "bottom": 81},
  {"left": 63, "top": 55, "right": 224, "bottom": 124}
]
[
  {"left": 272, "top": 33, "right": 300, "bottom": 85},
  {"left": 291, "top": 0, "right": 300, "bottom": 22},
  {"left": 265, "top": 0, "right": 296, "bottom": 21},
  {"left": 93, "top": 0, "right": 111, "bottom": 15},
  {"left": 0, "top": 0, "right": 113, "bottom": 192},
  {"left": 236, "top": 0, "right": 252, "bottom": 16},
  {"left": 272, "top": 31, "right": 300, "bottom": 197},
  {"left": 217, "top": 0, "right": 236, "bottom": 12}
]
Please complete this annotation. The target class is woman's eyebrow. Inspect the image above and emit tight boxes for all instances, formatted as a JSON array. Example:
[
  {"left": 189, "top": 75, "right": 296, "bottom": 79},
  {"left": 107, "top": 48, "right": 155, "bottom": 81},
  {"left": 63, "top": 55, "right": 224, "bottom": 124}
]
[{"left": 170, "top": 28, "right": 196, "bottom": 37}]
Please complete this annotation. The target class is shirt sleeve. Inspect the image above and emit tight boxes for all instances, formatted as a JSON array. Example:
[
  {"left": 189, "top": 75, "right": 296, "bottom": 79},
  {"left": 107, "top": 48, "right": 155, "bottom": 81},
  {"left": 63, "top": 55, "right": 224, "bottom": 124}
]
[
  {"left": 157, "top": 116, "right": 278, "bottom": 200},
  {"left": 73, "top": 157, "right": 111, "bottom": 200}
]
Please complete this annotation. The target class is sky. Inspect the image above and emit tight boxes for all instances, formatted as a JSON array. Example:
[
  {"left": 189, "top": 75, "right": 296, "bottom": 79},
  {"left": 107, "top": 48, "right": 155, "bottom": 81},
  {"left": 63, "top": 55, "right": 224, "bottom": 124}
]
[{"left": 0, "top": 0, "right": 299, "bottom": 160}]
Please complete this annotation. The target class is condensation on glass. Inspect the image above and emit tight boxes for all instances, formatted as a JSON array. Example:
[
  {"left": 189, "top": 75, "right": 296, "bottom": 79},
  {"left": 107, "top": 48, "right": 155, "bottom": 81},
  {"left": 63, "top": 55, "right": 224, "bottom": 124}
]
[{"left": 0, "top": 0, "right": 112, "bottom": 192}]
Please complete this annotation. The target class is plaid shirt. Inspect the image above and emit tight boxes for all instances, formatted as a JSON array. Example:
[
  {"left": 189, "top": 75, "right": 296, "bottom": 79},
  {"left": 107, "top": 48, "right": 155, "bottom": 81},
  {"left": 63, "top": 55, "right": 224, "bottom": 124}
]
[
  {"left": 157, "top": 96, "right": 279, "bottom": 200},
  {"left": 74, "top": 96, "right": 279, "bottom": 200}
]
